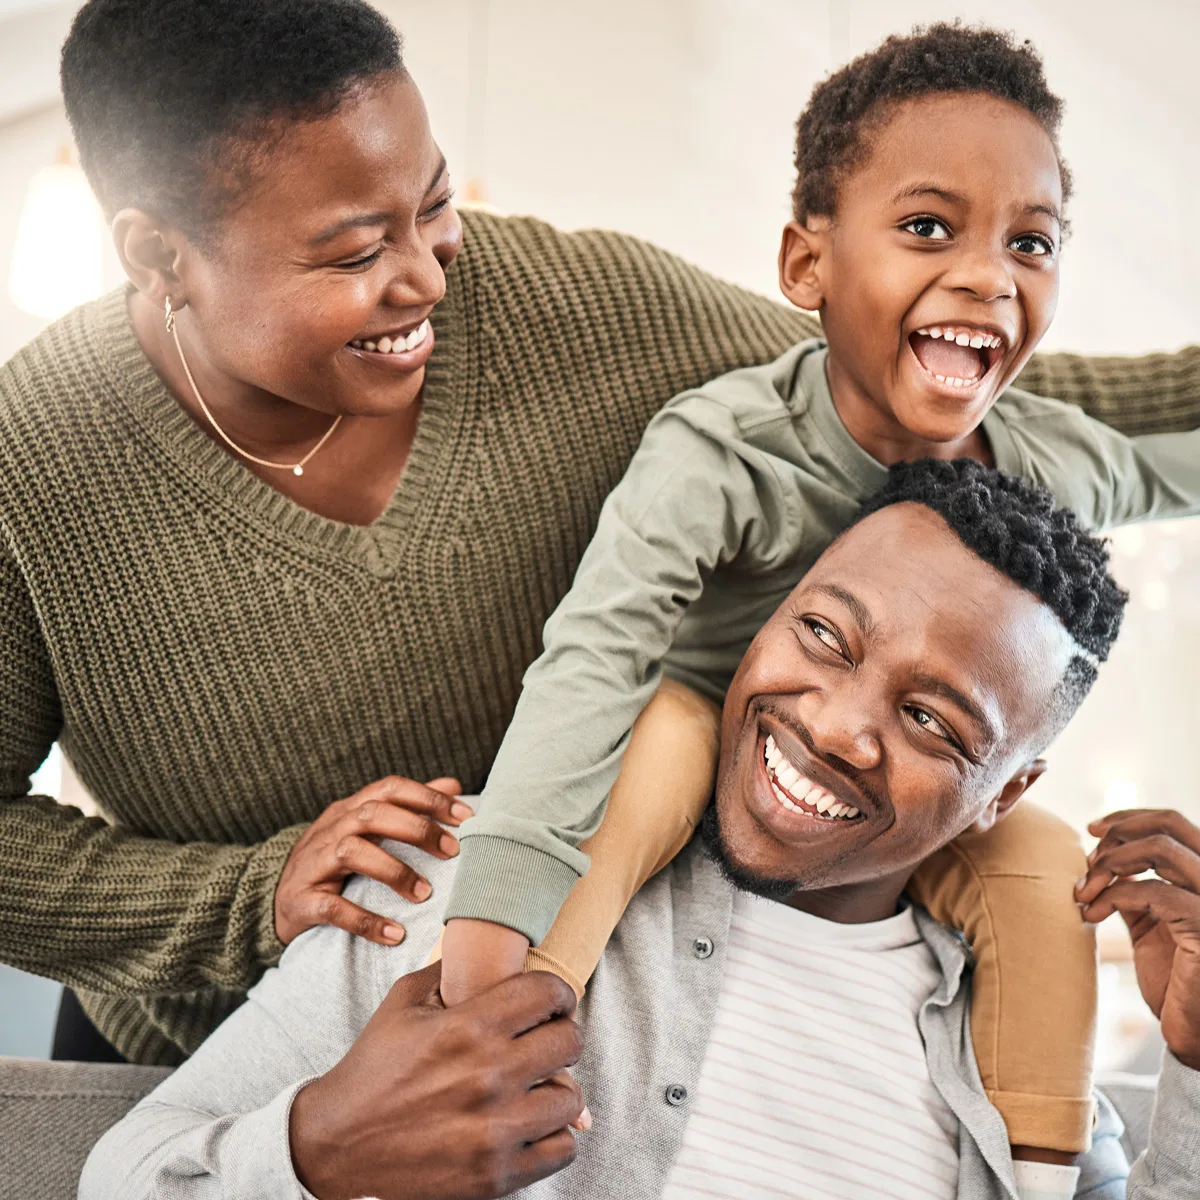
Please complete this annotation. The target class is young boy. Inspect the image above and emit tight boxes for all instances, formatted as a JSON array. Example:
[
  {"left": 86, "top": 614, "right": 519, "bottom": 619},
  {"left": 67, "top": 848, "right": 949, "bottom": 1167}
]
[{"left": 435, "top": 23, "right": 1200, "bottom": 1193}]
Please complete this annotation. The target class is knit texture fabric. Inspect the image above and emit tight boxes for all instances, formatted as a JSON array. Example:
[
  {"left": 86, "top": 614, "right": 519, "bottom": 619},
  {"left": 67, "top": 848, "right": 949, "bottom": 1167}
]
[{"left": 0, "top": 209, "right": 1194, "bottom": 1064}]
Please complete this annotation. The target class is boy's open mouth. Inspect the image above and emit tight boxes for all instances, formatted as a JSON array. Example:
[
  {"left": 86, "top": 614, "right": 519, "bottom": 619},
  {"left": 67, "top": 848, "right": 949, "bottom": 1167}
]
[{"left": 908, "top": 324, "right": 1007, "bottom": 391}]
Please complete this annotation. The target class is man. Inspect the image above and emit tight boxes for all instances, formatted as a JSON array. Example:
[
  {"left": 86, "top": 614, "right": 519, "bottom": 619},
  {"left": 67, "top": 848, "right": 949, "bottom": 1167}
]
[{"left": 80, "top": 461, "right": 1200, "bottom": 1200}]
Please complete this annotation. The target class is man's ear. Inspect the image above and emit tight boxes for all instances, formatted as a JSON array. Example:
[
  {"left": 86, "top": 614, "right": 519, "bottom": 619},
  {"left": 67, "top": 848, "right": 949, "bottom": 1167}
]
[
  {"left": 778, "top": 218, "right": 830, "bottom": 311},
  {"left": 968, "top": 759, "right": 1049, "bottom": 835},
  {"left": 111, "top": 207, "right": 191, "bottom": 312}
]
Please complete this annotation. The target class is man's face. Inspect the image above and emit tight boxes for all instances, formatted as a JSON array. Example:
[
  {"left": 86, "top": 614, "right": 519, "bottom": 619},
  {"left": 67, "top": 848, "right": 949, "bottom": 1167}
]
[{"left": 711, "top": 503, "right": 1076, "bottom": 902}]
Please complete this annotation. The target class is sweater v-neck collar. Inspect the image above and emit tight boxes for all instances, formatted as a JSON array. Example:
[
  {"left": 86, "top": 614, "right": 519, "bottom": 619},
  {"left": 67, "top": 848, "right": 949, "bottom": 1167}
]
[{"left": 88, "top": 274, "right": 469, "bottom": 578}]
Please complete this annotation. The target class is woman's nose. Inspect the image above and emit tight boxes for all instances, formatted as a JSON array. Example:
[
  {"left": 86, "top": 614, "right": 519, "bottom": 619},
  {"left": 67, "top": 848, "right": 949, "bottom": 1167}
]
[
  {"left": 382, "top": 234, "right": 451, "bottom": 311},
  {"left": 798, "top": 688, "right": 883, "bottom": 772}
]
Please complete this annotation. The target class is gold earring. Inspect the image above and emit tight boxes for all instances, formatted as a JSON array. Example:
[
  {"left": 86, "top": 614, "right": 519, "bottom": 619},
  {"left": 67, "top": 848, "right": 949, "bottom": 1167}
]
[{"left": 164, "top": 296, "right": 175, "bottom": 334}]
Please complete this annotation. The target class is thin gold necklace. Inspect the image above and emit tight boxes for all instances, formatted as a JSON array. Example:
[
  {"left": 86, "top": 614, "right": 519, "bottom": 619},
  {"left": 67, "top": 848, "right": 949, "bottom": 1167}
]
[{"left": 167, "top": 304, "right": 342, "bottom": 477}]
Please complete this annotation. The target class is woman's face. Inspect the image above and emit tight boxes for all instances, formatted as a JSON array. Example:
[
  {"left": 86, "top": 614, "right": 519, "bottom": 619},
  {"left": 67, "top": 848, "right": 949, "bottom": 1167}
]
[{"left": 177, "top": 71, "right": 461, "bottom": 418}]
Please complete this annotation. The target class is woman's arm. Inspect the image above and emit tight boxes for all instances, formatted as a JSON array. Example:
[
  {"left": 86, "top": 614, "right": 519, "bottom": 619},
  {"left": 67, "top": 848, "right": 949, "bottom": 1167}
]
[
  {"left": 0, "top": 537, "right": 306, "bottom": 994},
  {"left": 1016, "top": 344, "right": 1200, "bottom": 438}
]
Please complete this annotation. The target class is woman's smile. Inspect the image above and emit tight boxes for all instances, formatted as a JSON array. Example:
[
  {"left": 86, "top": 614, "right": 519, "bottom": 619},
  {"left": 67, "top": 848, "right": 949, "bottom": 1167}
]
[{"left": 346, "top": 317, "right": 435, "bottom": 371}]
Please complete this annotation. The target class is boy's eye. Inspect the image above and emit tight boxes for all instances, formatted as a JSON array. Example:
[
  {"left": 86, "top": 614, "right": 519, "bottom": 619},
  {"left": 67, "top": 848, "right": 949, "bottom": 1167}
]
[
  {"left": 901, "top": 216, "right": 951, "bottom": 241},
  {"left": 1008, "top": 232, "right": 1055, "bottom": 257}
]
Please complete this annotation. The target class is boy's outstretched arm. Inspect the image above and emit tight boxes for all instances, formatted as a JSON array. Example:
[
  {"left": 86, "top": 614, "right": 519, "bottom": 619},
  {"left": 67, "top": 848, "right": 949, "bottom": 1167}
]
[
  {"left": 438, "top": 391, "right": 794, "bottom": 1000},
  {"left": 1016, "top": 343, "right": 1200, "bottom": 438}
]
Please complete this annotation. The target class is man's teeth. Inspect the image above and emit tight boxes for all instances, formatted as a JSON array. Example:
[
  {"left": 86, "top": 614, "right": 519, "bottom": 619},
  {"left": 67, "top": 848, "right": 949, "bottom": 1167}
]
[
  {"left": 915, "top": 325, "right": 1003, "bottom": 350},
  {"left": 349, "top": 319, "right": 430, "bottom": 354},
  {"left": 763, "top": 733, "right": 860, "bottom": 821}
]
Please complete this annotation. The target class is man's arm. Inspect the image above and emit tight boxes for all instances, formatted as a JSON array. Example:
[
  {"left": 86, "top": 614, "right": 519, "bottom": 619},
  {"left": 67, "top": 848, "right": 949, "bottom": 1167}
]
[{"left": 79, "top": 855, "right": 585, "bottom": 1200}]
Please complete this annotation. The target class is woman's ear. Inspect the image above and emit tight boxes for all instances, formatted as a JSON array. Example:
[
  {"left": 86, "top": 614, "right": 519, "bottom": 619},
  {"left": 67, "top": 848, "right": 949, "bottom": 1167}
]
[
  {"left": 111, "top": 208, "right": 189, "bottom": 310},
  {"left": 778, "top": 218, "right": 829, "bottom": 311},
  {"left": 968, "top": 759, "right": 1049, "bottom": 835}
]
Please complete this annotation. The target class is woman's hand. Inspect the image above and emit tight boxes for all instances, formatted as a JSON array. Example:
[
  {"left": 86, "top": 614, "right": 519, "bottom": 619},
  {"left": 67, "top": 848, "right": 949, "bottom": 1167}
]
[
  {"left": 275, "top": 776, "right": 471, "bottom": 947},
  {"left": 1076, "top": 808, "right": 1200, "bottom": 1071}
]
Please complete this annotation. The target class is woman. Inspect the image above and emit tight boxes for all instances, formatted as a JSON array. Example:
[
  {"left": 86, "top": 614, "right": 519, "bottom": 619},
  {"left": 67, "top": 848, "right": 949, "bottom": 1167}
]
[{"left": 1, "top": 0, "right": 1195, "bottom": 1067}]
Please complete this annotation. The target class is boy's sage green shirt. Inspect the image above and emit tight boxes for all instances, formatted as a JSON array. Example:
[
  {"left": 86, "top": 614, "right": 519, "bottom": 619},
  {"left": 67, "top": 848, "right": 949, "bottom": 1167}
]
[{"left": 448, "top": 340, "right": 1200, "bottom": 944}]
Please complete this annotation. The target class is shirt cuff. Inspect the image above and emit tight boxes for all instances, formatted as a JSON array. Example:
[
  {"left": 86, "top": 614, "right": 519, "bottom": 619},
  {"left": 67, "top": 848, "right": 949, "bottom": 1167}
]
[
  {"left": 1145, "top": 1049, "right": 1200, "bottom": 1168},
  {"left": 216, "top": 1077, "right": 319, "bottom": 1198},
  {"left": 442, "top": 835, "right": 582, "bottom": 945}
]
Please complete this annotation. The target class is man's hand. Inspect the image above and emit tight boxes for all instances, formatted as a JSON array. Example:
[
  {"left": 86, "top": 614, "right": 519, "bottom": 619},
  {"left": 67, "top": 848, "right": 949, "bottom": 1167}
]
[
  {"left": 1076, "top": 808, "right": 1200, "bottom": 1071},
  {"left": 289, "top": 963, "right": 587, "bottom": 1200}
]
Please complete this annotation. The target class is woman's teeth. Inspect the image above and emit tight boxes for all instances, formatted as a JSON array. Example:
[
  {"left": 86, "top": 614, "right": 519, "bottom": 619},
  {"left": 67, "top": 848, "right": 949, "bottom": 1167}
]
[
  {"left": 349, "top": 318, "right": 430, "bottom": 355},
  {"left": 763, "top": 733, "right": 860, "bottom": 821}
]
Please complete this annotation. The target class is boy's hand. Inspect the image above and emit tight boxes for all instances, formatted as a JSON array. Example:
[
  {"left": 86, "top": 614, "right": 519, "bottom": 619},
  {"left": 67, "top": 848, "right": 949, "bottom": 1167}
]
[
  {"left": 440, "top": 918, "right": 532, "bottom": 1007},
  {"left": 1076, "top": 808, "right": 1200, "bottom": 1071}
]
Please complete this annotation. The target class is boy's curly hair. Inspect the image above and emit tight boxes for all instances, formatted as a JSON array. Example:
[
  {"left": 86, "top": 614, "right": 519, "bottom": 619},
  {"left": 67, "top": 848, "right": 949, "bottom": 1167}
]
[
  {"left": 793, "top": 22, "right": 1071, "bottom": 223},
  {"left": 854, "top": 458, "right": 1127, "bottom": 737}
]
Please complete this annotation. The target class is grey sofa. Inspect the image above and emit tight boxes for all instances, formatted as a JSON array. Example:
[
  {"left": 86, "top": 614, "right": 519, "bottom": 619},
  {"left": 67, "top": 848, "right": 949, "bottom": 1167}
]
[{"left": 0, "top": 1056, "right": 1162, "bottom": 1200}]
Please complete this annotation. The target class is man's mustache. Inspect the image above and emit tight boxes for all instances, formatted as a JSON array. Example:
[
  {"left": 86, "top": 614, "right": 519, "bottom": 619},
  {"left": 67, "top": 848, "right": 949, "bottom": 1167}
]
[{"left": 755, "top": 695, "right": 889, "bottom": 817}]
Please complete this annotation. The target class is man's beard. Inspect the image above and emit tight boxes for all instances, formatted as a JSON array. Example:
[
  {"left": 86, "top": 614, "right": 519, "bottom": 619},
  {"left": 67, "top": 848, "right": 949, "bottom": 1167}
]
[{"left": 698, "top": 801, "right": 802, "bottom": 902}]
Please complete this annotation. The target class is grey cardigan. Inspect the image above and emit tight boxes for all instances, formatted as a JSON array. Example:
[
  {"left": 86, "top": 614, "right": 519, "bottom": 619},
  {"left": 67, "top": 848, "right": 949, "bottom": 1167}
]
[{"left": 80, "top": 838, "right": 1200, "bottom": 1199}]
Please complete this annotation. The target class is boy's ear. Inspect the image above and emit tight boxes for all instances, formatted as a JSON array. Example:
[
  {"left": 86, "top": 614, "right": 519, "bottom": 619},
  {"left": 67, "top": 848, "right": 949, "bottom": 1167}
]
[
  {"left": 778, "top": 218, "right": 829, "bottom": 311},
  {"left": 967, "top": 759, "right": 1048, "bottom": 835}
]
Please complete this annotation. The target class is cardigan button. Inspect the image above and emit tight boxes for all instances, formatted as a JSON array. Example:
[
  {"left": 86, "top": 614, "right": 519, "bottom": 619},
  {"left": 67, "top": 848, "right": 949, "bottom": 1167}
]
[
  {"left": 665, "top": 1084, "right": 689, "bottom": 1107},
  {"left": 692, "top": 935, "right": 714, "bottom": 959}
]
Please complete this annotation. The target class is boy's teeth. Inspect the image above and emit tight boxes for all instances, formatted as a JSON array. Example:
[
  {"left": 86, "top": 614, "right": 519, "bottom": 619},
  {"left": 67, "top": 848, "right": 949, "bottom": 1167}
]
[{"left": 762, "top": 734, "right": 860, "bottom": 821}]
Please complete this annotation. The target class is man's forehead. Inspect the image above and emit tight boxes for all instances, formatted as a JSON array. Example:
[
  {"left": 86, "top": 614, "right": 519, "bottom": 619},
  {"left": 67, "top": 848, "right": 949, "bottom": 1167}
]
[{"left": 806, "top": 506, "right": 1076, "bottom": 734}]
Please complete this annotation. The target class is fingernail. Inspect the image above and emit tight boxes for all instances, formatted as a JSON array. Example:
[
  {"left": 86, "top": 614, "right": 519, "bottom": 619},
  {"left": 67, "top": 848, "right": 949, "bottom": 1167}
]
[
  {"left": 383, "top": 924, "right": 406, "bottom": 943},
  {"left": 414, "top": 880, "right": 432, "bottom": 901},
  {"left": 577, "top": 1106, "right": 593, "bottom": 1131},
  {"left": 451, "top": 801, "right": 473, "bottom": 822},
  {"left": 440, "top": 833, "right": 460, "bottom": 857},
  {"left": 1075, "top": 875, "right": 1089, "bottom": 892}
]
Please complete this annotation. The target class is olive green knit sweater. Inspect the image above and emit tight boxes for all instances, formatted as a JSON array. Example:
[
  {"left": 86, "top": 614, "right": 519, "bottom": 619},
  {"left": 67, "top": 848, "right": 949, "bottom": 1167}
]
[{"left": 0, "top": 209, "right": 1196, "bottom": 1065}]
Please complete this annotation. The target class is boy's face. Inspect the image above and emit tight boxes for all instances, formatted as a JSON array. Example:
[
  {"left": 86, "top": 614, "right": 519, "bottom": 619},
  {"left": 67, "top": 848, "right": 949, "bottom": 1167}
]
[{"left": 780, "top": 92, "right": 1063, "bottom": 449}]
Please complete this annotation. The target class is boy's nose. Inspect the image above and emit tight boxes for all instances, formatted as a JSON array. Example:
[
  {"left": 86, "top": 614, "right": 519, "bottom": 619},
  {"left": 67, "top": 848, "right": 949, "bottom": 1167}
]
[{"left": 946, "top": 247, "right": 1017, "bottom": 304}]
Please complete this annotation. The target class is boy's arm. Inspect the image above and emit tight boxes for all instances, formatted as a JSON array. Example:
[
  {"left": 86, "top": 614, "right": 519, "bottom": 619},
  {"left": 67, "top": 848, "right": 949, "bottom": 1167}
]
[
  {"left": 1016, "top": 344, "right": 1200, "bottom": 438},
  {"left": 1001, "top": 397, "right": 1200, "bottom": 531},
  {"left": 443, "top": 396, "right": 793, "bottom": 949}
]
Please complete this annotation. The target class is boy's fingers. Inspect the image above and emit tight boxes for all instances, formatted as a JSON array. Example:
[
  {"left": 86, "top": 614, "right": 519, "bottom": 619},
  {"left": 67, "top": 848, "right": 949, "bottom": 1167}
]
[{"left": 1079, "top": 877, "right": 1200, "bottom": 930}]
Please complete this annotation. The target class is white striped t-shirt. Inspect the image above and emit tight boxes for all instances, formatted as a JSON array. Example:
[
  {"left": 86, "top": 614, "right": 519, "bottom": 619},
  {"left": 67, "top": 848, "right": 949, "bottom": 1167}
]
[{"left": 662, "top": 892, "right": 959, "bottom": 1200}]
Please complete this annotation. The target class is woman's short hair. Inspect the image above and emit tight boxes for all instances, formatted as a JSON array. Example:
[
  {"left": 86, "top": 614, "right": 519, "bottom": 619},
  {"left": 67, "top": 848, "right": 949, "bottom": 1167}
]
[{"left": 61, "top": 0, "right": 404, "bottom": 243}]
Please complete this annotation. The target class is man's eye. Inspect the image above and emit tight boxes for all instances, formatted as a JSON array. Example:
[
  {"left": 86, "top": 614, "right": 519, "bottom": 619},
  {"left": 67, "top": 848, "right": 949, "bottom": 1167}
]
[
  {"left": 805, "top": 619, "right": 842, "bottom": 652},
  {"left": 901, "top": 216, "right": 951, "bottom": 241},
  {"left": 1008, "top": 233, "right": 1055, "bottom": 257},
  {"left": 907, "top": 706, "right": 958, "bottom": 747}
]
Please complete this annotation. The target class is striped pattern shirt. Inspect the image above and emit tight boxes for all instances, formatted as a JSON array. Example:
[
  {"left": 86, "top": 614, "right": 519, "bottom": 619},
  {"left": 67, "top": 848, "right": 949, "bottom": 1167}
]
[{"left": 662, "top": 892, "right": 959, "bottom": 1199}]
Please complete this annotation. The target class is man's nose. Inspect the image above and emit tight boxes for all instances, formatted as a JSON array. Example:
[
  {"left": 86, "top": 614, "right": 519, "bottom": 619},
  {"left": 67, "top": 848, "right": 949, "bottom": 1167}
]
[{"left": 797, "top": 686, "right": 883, "bottom": 772}]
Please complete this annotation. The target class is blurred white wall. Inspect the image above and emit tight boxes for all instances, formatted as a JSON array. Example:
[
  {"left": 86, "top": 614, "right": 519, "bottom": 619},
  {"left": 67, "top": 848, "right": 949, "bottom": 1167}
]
[{"left": 0, "top": 1, "right": 1196, "bottom": 1058}]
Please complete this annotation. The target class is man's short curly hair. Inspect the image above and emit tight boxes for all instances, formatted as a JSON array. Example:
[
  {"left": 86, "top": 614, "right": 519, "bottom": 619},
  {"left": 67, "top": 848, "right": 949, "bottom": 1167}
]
[
  {"left": 60, "top": 0, "right": 404, "bottom": 242},
  {"left": 792, "top": 22, "right": 1071, "bottom": 223},
  {"left": 854, "top": 458, "right": 1127, "bottom": 739}
]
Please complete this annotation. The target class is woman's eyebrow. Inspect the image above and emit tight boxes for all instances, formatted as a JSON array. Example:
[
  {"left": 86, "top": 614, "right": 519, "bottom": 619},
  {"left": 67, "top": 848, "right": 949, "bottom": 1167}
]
[{"left": 309, "top": 158, "right": 449, "bottom": 246}]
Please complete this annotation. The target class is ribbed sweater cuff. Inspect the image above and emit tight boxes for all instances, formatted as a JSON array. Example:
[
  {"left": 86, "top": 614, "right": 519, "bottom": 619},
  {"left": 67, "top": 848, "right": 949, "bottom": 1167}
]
[
  {"left": 246, "top": 824, "right": 310, "bottom": 968},
  {"left": 443, "top": 835, "right": 581, "bottom": 945}
]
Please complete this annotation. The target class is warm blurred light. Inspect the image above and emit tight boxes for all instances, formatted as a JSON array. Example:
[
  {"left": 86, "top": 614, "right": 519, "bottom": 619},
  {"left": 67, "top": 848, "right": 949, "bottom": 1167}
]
[
  {"left": 1104, "top": 779, "right": 1139, "bottom": 810},
  {"left": 8, "top": 156, "right": 105, "bottom": 320}
]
